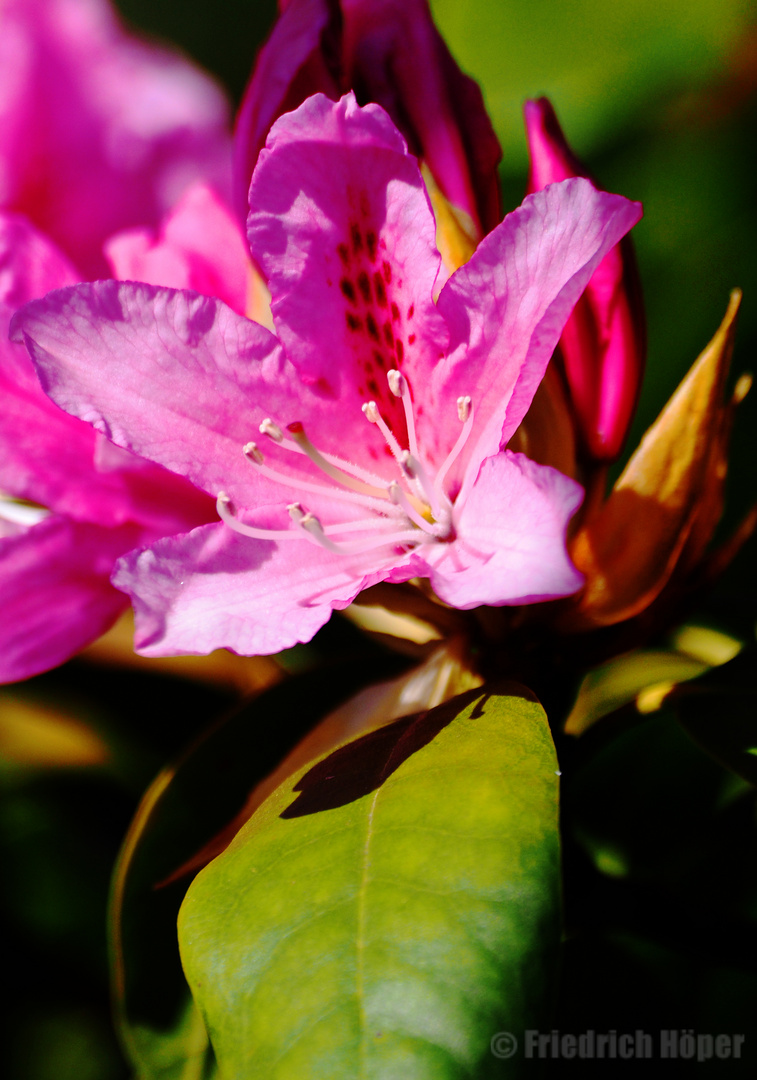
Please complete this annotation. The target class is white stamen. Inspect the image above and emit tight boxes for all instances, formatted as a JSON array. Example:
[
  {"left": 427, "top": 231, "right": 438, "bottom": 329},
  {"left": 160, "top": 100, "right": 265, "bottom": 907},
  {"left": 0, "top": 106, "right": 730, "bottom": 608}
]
[
  {"left": 298, "top": 511, "right": 421, "bottom": 555},
  {"left": 387, "top": 369, "right": 404, "bottom": 397},
  {"left": 389, "top": 481, "right": 441, "bottom": 536},
  {"left": 434, "top": 400, "right": 475, "bottom": 498},
  {"left": 246, "top": 445, "right": 393, "bottom": 509},
  {"left": 287, "top": 422, "right": 387, "bottom": 498},
  {"left": 362, "top": 399, "right": 406, "bottom": 467},
  {"left": 388, "top": 369, "right": 420, "bottom": 462},
  {"left": 401, "top": 451, "right": 443, "bottom": 520},
  {"left": 220, "top": 382, "right": 473, "bottom": 557},
  {"left": 243, "top": 441, "right": 264, "bottom": 464},
  {"left": 259, "top": 418, "right": 284, "bottom": 442},
  {"left": 216, "top": 493, "right": 301, "bottom": 540}
]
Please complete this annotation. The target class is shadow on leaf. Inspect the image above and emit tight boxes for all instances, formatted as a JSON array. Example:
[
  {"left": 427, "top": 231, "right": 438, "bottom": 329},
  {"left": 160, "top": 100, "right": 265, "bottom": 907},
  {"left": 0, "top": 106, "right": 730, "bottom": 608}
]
[{"left": 281, "top": 682, "right": 536, "bottom": 817}]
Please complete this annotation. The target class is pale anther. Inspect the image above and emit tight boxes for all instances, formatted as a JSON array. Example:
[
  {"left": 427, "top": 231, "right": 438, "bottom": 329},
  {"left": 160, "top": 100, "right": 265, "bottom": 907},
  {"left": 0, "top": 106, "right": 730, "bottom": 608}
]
[
  {"left": 259, "top": 418, "right": 284, "bottom": 441},
  {"left": 401, "top": 451, "right": 418, "bottom": 479},
  {"left": 287, "top": 502, "right": 305, "bottom": 522},
  {"left": 300, "top": 512, "right": 325, "bottom": 535},
  {"left": 457, "top": 396, "right": 472, "bottom": 423},
  {"left": 387, "top": 369, "right": 405, "bottom": 397},
  {"left": 362, "top": 401, "right": 380, "bottom": 423},
  {"left": 243, "top": 442, "right": 264, "bottom": 464}
]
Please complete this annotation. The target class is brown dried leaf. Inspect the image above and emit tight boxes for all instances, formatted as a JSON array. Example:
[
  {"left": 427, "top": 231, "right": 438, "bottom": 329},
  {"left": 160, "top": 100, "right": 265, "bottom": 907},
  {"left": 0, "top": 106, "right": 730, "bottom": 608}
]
[{"left": 566, "top": 289, "right": 741, "bottom": 628}]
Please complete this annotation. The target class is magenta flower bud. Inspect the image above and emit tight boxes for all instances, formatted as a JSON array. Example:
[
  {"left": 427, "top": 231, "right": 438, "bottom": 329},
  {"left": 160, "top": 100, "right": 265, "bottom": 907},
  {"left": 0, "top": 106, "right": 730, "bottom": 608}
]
[
  {"left": 524, "top": 97, "right": 646, "bottom": 462},
  {"left": 234, "top": 0, "right": 502, "bottom": 238}
]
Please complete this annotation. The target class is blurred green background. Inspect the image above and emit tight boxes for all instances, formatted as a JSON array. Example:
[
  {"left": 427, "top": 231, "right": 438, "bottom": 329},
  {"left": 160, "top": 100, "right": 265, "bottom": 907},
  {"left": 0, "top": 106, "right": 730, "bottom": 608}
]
[{"left": 3, "top": 0, "right": 757, "bottom": 1076}]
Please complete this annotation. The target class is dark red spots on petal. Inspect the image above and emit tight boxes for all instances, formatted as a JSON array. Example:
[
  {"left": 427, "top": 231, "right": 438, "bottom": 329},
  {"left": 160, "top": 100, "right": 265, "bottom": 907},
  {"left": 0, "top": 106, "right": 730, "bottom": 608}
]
[
  {"left": 365, "top": 313, "right": 379, "bottom": 341},
  {"left": 350, "top": 222, "right": 363, "bottom": 255},
  {"left": 408, "top": 333, "right": 416, "bottom": 345},
  {"left": 395, "top": 340, "right": 404, "bottom": 363},
  {"left": 337, "top": 242, "right": 350, "bottom": 265},
  {"left": 340, "top": 278, "right": 357, "bottom": 304},
  {"left": 391, "top": 301, "right": 400, "bottom": 323},
  {"left": 383, "top": 321, "right": 394, "bottom": 348},
  {"left": 357, "top": 271, "right": 371, "bottom": 303},
  {"left": 346, "top": 312, "right": 362, "bottom": 332},
  {"left": 367, "top": 378, "right": 379, "bottom": 396},
  {"left": 373, "top": 273, "right": 387, "bottom": 308},
  {"left": 373, "top": 350, "right": 386, "bottom": 369},
  {"left": 382, "top": 260, "right": 392, "bottom": 283},
  {"left": 407, "top": 304, "right": 414, "bottom": 319},
  {"left": 366, "top": 231, "right": 377, "bottom": 262}
]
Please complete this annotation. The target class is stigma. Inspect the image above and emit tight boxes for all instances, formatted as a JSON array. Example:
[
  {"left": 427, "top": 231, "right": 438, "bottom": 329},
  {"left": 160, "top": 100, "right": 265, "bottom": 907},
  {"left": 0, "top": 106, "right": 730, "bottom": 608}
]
[{"left": 216, "top": 370, "right": 474, "bottom": 557}]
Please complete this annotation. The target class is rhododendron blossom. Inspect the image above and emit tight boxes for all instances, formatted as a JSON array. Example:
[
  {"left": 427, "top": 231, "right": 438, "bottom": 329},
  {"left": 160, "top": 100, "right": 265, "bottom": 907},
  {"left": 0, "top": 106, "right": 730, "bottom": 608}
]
[
  {"left": 12, "top": 94, "right": 642, "bottom": 659},
  {"left": 0, "top": 0, "right": 231, "bottom": 279}
]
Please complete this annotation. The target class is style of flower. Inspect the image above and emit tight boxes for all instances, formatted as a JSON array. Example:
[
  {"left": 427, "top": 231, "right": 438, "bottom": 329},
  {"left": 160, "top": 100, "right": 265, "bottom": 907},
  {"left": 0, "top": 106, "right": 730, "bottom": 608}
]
[
  {"left": 524, "top": 97, "right": 646, "bottom": 462},
  {"left": 0, "top": 0, "right": 231, "bottom": 279},
  {"left": 12, "top": 94, "right": 642, "bottom": 660}
]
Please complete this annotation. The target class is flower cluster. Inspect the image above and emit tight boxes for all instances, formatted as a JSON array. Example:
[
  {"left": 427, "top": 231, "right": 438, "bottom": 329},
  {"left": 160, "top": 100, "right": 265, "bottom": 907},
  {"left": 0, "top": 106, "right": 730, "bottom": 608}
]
[{"left": 1, "top": 0, "right": 747, "bottom": 684}]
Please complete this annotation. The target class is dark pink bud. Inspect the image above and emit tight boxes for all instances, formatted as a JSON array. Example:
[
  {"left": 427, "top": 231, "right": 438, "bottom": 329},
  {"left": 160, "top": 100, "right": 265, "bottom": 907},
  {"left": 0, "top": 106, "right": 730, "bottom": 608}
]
[
  {"left": 235, "top": 0, "right": 501, "bottom": 237},
  {"left": 524, "top": 97, "right": 645, "bottom": 461}
]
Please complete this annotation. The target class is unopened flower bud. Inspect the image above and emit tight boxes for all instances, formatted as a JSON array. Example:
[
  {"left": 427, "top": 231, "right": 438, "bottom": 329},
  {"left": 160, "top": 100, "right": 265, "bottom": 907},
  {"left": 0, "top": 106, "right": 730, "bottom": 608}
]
[
  {"left": 524, "top": 97, "right": 646, "bottom": 462},
  {"left": 234, "top": 0, "right": 502, "bottom": 240}
]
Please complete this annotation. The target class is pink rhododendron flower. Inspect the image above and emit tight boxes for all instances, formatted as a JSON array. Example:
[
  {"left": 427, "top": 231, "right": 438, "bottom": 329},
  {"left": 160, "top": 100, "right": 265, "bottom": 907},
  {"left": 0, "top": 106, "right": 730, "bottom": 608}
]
[
  {"left": 12, "top": 95, "right": 642, "bottom": 659},
  {"left": 234, "top": 0, "right": 501, "bottom": 238},
  {"left": 0, "top": 208, "right": 229, "bottom": 682},
  {"left": 525, "top": 97, "right": 646, "bottom": 461},
  {"left": 0, "top": 0, "right": 231, "bottom": 279}
]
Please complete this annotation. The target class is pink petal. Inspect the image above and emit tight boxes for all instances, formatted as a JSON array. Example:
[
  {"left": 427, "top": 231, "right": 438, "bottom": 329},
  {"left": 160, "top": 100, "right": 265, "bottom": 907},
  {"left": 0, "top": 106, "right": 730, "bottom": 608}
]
[
  {"left": 0, "top": 212, "right": 78, "bottom": 392},
  {"left": 0, "top": 220, "right": 214, "bottom": 531},
  {"left": 113, "top": 520, "right": 397, "bottom": 658},
  {"left": 0, "top": 0, "right": 231, "bottom": 278},
  {"left": 105, "top": 184, "right": 251, "bottom": 317},
  {"left": 248, "top": 92, "right": 449, "bottom": 455},
  {"left": 428, "top": 451, "right": 584, "bottom": 609},
  {"left": 10, "top": 280, "right": 323, "bottom": 509},
  {"left": 340, "top": 0, "right": 502, "bottom": 235},
  {"left": 0, "top": 513, "right": 138, "bottom": 683},
  {"left": 433, "top": 178, "right": 642, "bottom": 493}
]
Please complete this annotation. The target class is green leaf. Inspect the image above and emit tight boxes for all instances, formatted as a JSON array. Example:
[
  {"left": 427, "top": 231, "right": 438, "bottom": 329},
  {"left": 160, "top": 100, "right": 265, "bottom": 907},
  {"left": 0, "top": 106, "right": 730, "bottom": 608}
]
[
  {"left": 111, "top": 660, "right": 407, "bottom": 1079},
  {"left": 179, "top": 686, "right": 561, "bottom": 1079},
  {"left": 564, "top": 648, "right": 709, "bottom": 735},
  {"left": 672, "top": 647, "right": 757, "bottom": 787}
]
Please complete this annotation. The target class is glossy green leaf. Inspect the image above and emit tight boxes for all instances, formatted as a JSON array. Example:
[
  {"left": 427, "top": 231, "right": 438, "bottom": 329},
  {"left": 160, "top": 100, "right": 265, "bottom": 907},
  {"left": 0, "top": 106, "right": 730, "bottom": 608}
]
[
  {"left": 110, "top": 660, "right": 406, "bottom": 1079},
  {"left": 179, "top": 686, "right": 560, "bottom": 1079}
]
